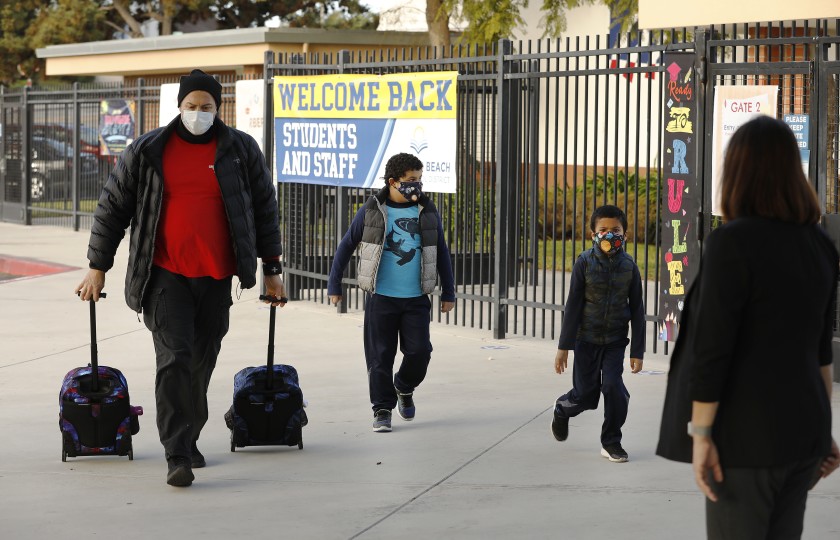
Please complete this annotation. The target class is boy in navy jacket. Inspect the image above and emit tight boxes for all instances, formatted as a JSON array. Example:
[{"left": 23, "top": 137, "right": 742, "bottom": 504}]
[{"left": 552, "top": 205, "right": 645, "bottom": 462}]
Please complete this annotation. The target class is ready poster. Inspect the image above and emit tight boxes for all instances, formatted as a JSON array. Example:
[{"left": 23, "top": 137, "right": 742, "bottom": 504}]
[{"left": 658, "top": 53, "right": 701, "bottom": 342}]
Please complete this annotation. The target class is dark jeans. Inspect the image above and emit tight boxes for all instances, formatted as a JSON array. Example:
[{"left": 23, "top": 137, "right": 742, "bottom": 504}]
[
  {"left": 705, "top": 458, "right": 821, "bottom": 540},
  {"left": 363, "top": 294, "right": 433, "bottom": 412},
  {"left": 554, "top": 339, "right": 629, "bottom": 447},
  {"left": 142, "top": 266, "right": 232, "bottom": 459}
]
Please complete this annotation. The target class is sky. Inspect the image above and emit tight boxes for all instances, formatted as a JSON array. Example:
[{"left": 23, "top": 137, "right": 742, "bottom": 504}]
[{"left": 359, "top": 0, "right": 395, "bottom": 13}]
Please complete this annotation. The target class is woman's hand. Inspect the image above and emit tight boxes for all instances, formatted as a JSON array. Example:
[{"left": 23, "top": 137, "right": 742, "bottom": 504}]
[
  {"left": 693, "top": 436, "right": 724, "bottom": 502},
  {"left": 819, "top": 438, "right": 840, "bottom": 479}
]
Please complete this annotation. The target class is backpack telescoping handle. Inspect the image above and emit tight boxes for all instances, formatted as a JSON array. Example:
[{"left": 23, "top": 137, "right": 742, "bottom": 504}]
[
  {"left": 78, "top": 291, "right": 107, "bottom": 392},
  {"left": 258, "top": 295, "right": 287, "bottom": 390}
]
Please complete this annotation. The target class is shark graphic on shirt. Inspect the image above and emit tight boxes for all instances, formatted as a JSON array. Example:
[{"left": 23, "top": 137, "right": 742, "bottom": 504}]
[
  {"left": 394, "top": 217, "right": 421, "bottom": 240},
  {"left": 385, "top": 229, "right": 418, "bottom": 266}
]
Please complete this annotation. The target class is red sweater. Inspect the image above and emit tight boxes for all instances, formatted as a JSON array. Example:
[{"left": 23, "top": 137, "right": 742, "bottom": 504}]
[{"left": 153, "top": 133, "right": 236, "bottom": 279}]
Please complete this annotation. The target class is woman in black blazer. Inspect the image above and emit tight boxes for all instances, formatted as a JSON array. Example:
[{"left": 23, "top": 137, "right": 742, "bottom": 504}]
[{"left": 657, "top": 116, "right": 839, "bottom": 539}]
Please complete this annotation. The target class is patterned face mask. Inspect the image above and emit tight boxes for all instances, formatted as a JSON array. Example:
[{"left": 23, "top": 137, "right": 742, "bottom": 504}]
[
  {"left": 395, "top": 181, "right": 423, "bottom": 201},
  {"left": 593, "top": 231, "right": 624, "bottom": 255}
]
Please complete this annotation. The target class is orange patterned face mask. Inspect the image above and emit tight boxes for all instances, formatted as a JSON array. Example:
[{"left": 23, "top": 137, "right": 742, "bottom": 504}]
[{"left": 594, "top": 231, "right": 624, "bottom": 255}]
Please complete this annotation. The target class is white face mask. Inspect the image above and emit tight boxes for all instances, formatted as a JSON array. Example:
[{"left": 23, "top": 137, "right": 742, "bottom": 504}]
[{"left": 181, "top": 110, "right": 215, "bottom": 135}]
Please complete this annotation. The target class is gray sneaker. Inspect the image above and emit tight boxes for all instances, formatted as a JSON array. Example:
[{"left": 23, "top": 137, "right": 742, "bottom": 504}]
[{"left": 372, "top": 409, "right": 392, "bottom": 432}]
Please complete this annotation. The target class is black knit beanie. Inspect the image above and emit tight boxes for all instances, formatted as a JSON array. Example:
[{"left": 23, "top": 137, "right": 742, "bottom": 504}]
[{"left": 177, "top": 69, "right": 222, "bottom": 107}]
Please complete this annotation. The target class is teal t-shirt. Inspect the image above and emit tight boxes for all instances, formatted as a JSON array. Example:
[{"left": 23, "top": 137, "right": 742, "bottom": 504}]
[{"left": 375, "top": 202, "right": 423, "bottom": 298}]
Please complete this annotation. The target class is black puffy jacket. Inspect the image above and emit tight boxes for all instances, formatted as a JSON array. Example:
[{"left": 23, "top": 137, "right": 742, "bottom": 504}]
[{"left": 86, "top": 116, "right": 282, "bottom": 313}]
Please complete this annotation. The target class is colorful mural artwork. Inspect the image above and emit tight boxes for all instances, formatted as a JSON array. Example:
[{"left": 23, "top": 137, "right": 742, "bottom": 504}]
[{"left": 658, "top": 53, "right": 700, "bottom": 342}]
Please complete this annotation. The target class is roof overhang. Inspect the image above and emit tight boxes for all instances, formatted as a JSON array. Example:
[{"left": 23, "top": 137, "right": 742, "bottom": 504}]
[{"left": 36, "top": 27, "right": 438, "bottom": 77}]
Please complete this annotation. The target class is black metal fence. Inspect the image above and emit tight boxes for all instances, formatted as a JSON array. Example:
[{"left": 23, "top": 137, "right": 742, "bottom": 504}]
[
  {"left": 266, "top": 35, "right": 696, "bottom": 353},
  {"left": 2, "top": 20, "right": 839, "bottom": 357},
  {"left": 0, "top": 74, "right": 258, "bottom": 229}
]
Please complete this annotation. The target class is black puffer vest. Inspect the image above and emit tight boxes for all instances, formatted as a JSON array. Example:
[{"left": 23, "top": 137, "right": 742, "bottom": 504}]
[{"left": 577, "top": 247, "right": 637, "bottom": 345}]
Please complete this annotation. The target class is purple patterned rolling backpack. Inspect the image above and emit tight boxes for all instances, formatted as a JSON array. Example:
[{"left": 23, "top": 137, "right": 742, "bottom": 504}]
[{"left": 59, "top": 293, "right": 142, "bottom": 461}]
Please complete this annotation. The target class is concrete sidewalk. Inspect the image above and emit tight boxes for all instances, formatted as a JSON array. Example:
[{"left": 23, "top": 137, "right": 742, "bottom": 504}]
[{"left": 0, "top": 221, "right": 838, "bottom": 539}]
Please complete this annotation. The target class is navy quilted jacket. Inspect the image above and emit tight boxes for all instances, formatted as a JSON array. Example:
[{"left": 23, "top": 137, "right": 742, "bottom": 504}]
[{"left": 558, "top": 247, "right": 645, "bottom": 358}]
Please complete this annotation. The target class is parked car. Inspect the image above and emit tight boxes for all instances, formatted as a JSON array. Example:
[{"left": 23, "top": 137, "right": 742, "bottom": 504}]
[
  {"left": 32, "top": 124, "right": 102, "bottom": 157},
  {"left": 30, "top": 137, "right": 101, "bottom": 201}
]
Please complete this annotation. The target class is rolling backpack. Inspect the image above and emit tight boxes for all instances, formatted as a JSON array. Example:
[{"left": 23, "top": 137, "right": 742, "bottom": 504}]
[
  {"left": 59, "top": 293, "right": 143, "bottom": 461},
  {"left": 225, "top": 295, "right": 307, "bottom": 451}
]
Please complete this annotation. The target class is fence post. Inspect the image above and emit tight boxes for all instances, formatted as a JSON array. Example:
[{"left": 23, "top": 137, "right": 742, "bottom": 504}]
[
  {"left": 72, "top": 82, "right": 81, "bottom": 231},
  {"left": 136, "top": 78, "right": 145, "bottom": 136},
  {"left": 264, "top": 50, "right": 276, "bottom": 300},
  {"left": 22, "top": 85, "right": 31, "bottom": 225},
  {"left": 691, "top": 29, "right": 709, "bottom": 279},
  {"left": 814, "top": 38, "right": 827, "bottom": 213},
  {"left": 263, "top": 51, "right": 274, "bottom": 174},
  {"left": 493, "top": 39, "right": 514, "bottom": 339},
  {"left": 335, "top": 49, "right": 352, "bottom": 314}
]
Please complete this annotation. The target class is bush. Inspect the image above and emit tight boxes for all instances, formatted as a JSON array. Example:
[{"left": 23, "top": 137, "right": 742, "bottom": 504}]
[{"left": 537, "top": 170, "right": 662, "bottom": 244}]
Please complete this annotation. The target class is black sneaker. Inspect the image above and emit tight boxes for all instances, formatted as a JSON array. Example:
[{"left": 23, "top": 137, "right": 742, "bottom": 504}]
[
  {"left": 191, "top": 443, "right": 206, "bottom": 469},
  {"left": 396, "top": 390, "right": 415, "bottom": 421},
  {"left": 551, "top": 408, "right": 569, "bottom": 441},
  {"left": 372, "top": 409, "right": 392, "bottom": 432},
  {"left": 166, "top": 456, "right": 195, "bottom": 487},
  {"left": 600, "top": 444, "right": 629, "bottom": 463}
]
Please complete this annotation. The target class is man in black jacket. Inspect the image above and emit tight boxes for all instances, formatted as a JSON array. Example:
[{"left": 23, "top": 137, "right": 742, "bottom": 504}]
[{"left": 75, "top": 69, "right": 286, "bottom": 487}]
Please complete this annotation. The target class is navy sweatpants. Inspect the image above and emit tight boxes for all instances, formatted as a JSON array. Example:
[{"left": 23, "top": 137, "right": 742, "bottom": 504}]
[
  {"left": 363, "top": 294, "right": 433, "bottom": 412},
  {"left": 554, "top": 339, "right": 630, "bottom": 447}
]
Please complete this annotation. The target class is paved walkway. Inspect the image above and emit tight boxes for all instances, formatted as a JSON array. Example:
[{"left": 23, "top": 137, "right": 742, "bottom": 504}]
[{"left": 0, "top": 222, "right": 837, "bottom": 539}]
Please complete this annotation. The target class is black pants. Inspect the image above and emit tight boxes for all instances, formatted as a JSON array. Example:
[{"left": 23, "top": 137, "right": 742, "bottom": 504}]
[
  {"left": 363, "top": 294, "right": 432, "bottom": 412},
  {"left": 142, "top": 266, "right": 232, "bottom": 459},
  {"left": 705, "top": 458, "right": 821, "bottom": 540},
  {"left": 554, "top": 339, "right": 629, "bottom": 447}
]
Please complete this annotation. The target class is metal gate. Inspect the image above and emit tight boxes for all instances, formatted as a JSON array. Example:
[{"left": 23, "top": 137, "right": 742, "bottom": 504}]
[
  {"left": 264, "top": 36, "right": 691, "bottom": 352},
  {"left": 265, "top": 22, "right": 839, "bottom": 353},
  {"left": 701, "top": 22, "right": 834, "bottom": 237},
  {"left": 0, "top": 89, "right": 26, "bottom": 223}
]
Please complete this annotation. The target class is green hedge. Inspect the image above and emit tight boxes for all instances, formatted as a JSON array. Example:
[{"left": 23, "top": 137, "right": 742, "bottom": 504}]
[{"left": 537, "top": 171, "right": 662, "bottom": 244}]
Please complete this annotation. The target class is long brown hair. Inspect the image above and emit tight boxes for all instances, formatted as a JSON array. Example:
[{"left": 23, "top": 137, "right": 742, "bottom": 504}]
[{"left": 719, "top": 115, "right": 820, "bottom": 224}]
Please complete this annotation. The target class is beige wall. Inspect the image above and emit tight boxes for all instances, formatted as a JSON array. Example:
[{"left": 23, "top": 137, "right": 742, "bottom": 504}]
[{"left": 639, "top": 0, "right": 840, "bottom": 29}]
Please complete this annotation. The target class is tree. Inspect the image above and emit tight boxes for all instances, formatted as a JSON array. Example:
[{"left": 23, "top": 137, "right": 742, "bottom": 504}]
[
  {"left": 2, "top": 0, "right": 377, "bottom": 86},
  {"left": 103, "top": 1, "right": 376, "bottom": 36},
  {"left": 0, "top": 0, "right": 41, "bottom": 85},
  {"left": 0, "top": 0, "right": 108, "bottom": 86},
  {"left": 429, "top": 0, "right": 638, "bottom": 49}
]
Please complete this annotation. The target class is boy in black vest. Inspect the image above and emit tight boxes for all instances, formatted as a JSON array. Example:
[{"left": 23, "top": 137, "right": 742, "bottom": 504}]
[
  {"left": 328, "top": 153, "right": 456, "bottom": 432},
  {"left": 551, "top": 205, "right": 645, "bottom": 462}
]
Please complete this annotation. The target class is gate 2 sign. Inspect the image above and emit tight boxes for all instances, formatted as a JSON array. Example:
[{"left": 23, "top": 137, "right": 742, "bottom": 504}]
[{"left": 273, "top": 72, "right": 458, "bottom": 193}]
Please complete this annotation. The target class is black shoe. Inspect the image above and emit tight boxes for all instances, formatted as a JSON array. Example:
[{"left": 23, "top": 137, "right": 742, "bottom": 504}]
[
  {"left": 191, "top": 443, "right": 206, "bottom": 469},
  {"left": 600, "top": 443, "right": 629, "bottom": 463},
  {"left": 551, "top": 408, "right": 569, "bottom": 441},
  {"left": 396, "top": 390, "right": 415, "bottom": 421},
  {"left": 166, "top": 456, "right": 194, "bottom": 487}
]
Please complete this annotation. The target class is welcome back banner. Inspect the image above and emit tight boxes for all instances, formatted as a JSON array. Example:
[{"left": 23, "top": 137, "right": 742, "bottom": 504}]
[{"left": 273, "top": 72, "right": 458, "bottom": 192}]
